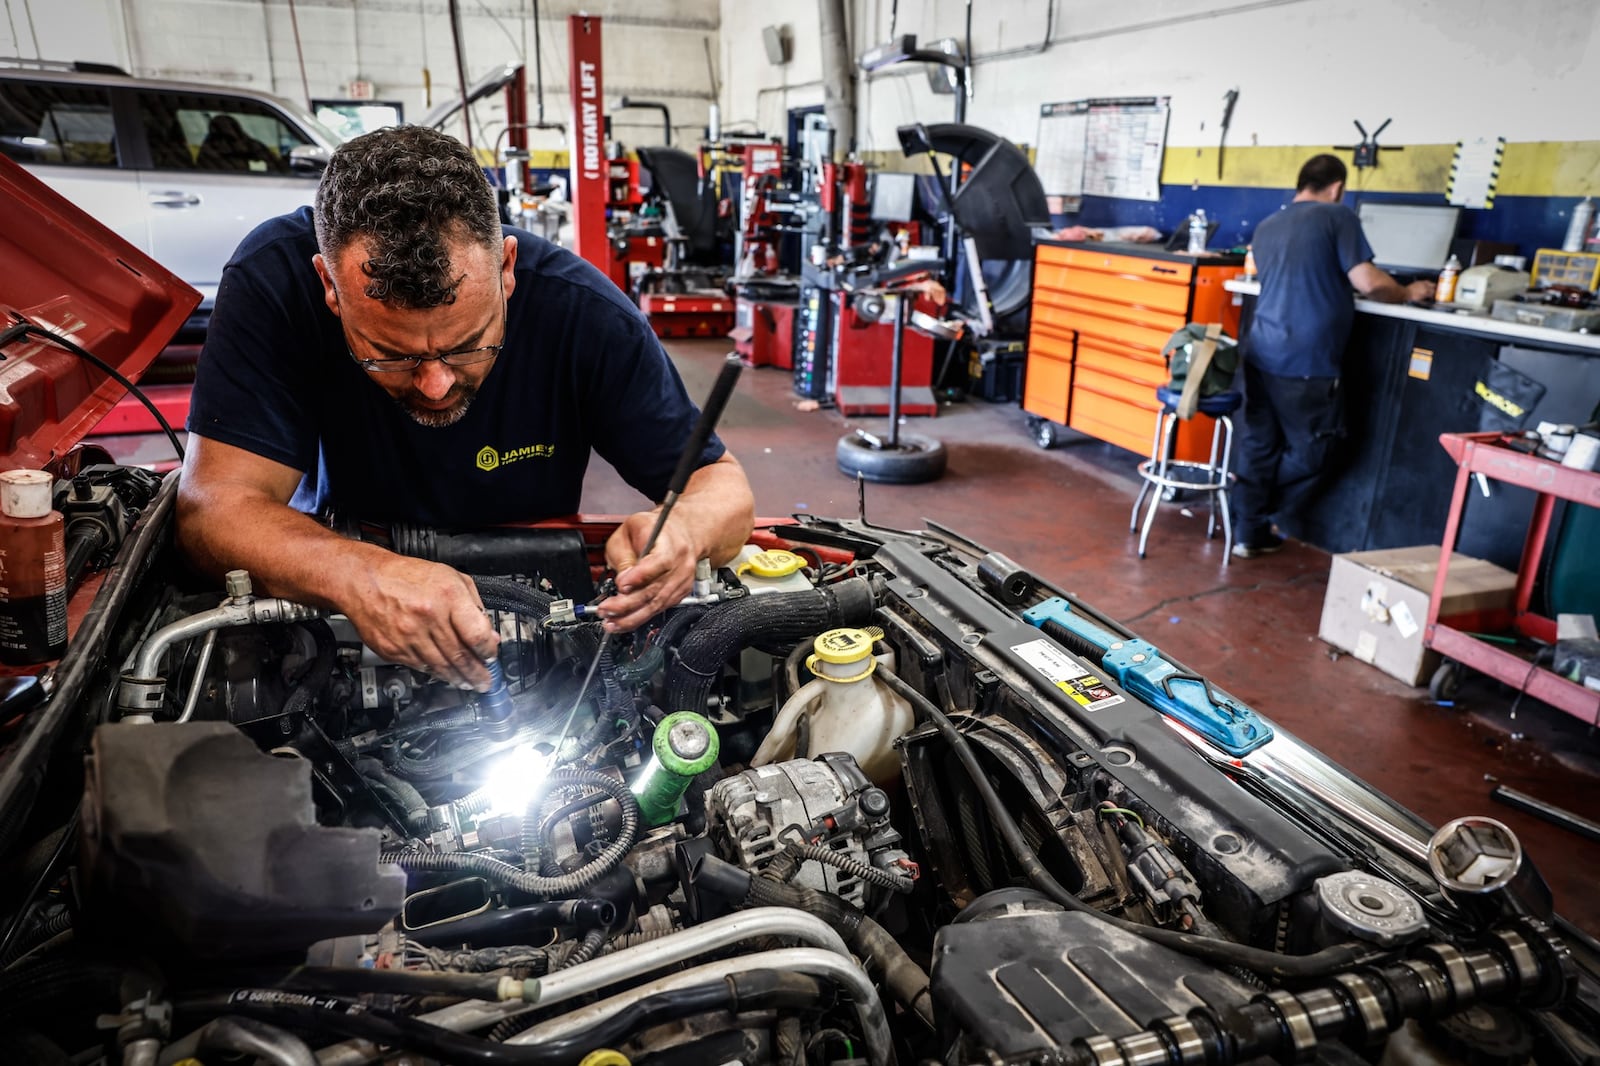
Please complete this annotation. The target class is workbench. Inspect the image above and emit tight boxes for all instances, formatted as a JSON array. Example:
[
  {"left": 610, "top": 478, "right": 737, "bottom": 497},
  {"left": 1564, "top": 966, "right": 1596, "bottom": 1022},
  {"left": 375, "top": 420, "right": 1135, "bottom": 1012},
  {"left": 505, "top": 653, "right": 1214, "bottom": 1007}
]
[{"left": 1225, "top": 279, "right": 1600, "bottom": 581}]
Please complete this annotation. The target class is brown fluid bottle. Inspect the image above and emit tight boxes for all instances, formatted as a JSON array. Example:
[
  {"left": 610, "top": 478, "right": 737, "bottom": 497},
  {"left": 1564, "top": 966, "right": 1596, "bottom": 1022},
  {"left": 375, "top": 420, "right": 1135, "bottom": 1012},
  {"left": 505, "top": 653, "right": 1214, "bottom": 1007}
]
[{"left": 0, "top": 469, "right": 67, "bottom": 665}]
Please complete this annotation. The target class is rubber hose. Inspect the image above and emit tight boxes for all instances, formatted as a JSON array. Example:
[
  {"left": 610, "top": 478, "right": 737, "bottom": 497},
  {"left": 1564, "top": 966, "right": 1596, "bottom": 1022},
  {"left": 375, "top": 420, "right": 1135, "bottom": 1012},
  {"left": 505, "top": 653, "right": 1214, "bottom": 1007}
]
[
  {"left": 0, "top": 960, "right": 125, "bottom": 1026},
  {"left": 611, "top": 644, "right": 664, "bottom": 686},
  {"left": 597, "top": 640, "right": 626, "bottom": 712},
  {"left": 485, "top": 925, "right": 614, "bottom": 1040},
  {"left": 874, "top": 665, "right": 1380, "bottom": 981},
  {"left": 0, "top": 909, "right": 72, "bottom": 967},
  {"left": 199, "top": 974, "right": 827, "bottom": 1066},
  {"left": 473, "top": 576, "right": 556, "bottom": 619},
  {"left": 355, "top": 760, "right": 430, "bottom": 831},
  {"left": 651, "top": 604, "right": 708, "bottom": 650},
  {"left": 788, "top": 844, "right": 914, "bottom": 895},
  {"left": 666, "top": 578, "right": 874, "bottom": 715},
  {"left": 691, "top": 855, "right": 935, "bottom": 1027},
  {"left": 560, "top": 927, "right": 607, "bottom": 968},
  {"left": 408, "top": 899, "right": 615, "bottom": 948},
  {"left": 388, "top": 772, "right": 639, "bottom": 898},
  {"left": 280, "top": 620, "right": 336, "bottom": 720},
  {"left": 251, "top": 966, "right": 502, "bottom": 1001},
  {"left": 518, "top": 768, "right": 632, "bottom": 877}
]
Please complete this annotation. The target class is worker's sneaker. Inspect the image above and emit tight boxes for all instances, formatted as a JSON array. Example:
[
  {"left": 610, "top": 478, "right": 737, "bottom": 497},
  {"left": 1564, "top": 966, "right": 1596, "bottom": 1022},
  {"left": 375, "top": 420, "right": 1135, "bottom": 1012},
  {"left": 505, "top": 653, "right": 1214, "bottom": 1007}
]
[{"left": 1232, "top": 533, "right": 1286, "bottom": 559}]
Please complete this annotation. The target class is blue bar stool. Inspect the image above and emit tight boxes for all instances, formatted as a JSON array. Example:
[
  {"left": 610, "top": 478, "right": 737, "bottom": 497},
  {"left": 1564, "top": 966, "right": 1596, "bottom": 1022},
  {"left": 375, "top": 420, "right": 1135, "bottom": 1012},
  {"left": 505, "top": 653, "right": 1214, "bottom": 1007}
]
[{"left": 1130, "top": 385, "right": 1242, "bottom": 564}]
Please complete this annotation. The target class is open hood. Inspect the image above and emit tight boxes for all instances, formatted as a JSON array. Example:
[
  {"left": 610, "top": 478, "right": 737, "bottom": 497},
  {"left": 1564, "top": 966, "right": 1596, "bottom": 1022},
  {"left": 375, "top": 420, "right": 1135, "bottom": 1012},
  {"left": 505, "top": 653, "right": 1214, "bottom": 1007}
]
[{"left": 0, "top": 155, "right": 199, "bottom": 470}]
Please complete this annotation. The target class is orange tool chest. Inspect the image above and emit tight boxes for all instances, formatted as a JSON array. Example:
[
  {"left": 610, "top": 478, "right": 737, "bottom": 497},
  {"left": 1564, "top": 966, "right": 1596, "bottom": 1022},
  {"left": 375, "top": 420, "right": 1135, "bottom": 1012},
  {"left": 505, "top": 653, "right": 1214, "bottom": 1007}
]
[{"left": 1025, "top": 241, "right": 1243, "bottom": 460}]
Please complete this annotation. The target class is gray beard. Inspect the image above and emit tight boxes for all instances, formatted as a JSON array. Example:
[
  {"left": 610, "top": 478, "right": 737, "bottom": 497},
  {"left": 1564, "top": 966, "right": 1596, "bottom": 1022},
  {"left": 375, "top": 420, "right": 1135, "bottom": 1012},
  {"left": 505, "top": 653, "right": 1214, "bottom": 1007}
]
[{"left": 396, "top": 386, "right": 476, "bottom": 427}]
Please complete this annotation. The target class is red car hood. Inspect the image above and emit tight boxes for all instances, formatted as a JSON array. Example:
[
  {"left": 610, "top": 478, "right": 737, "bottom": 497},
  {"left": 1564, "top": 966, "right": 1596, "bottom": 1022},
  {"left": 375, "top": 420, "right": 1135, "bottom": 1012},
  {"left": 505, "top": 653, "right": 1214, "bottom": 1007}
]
[{"left": 0, "top": 155, "right": 199, "bottom": 470}]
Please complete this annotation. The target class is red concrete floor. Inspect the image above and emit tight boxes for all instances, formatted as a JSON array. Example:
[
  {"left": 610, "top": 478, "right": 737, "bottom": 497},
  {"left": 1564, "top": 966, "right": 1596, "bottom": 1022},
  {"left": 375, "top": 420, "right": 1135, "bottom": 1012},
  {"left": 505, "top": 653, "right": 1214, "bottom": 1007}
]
[{"left": 583, "top": 339, "right": 1600, "bottom": 938}]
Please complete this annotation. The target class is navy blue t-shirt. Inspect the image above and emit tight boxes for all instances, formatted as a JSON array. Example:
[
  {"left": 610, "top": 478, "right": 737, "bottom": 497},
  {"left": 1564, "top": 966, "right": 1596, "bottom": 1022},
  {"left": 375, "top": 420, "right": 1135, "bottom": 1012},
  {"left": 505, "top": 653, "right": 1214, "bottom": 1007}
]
[
  {"left": 1244, "top": 201, "right": 1375, "bottom": 378},
  {"left": 187, "top": 208, "right": 723, "bottom": 527}
]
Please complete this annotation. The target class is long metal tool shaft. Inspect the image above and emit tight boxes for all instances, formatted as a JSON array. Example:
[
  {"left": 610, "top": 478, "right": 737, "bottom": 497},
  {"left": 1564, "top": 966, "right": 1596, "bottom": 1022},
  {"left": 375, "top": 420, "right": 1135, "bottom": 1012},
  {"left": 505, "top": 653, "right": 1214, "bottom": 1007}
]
[{"left": 552, "top": 356, "right": 744, "bottom": 760}]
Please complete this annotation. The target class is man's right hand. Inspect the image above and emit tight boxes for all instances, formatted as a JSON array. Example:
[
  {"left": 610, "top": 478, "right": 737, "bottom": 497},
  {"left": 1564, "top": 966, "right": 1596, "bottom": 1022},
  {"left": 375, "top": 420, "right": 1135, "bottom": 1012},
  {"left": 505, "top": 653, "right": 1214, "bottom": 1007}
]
[
  {"left": 1405, "top": 279, "right": 1437, "bottom": 302},
  {"left": 342, "top": 554, "right": 499, "bottom": 691}
]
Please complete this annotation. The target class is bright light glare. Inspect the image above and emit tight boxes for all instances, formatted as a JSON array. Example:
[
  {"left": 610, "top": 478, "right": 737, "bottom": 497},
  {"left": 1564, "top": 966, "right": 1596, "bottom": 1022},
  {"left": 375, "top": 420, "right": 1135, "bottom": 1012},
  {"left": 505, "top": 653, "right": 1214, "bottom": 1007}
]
[{"left": 484, "top": 743, "right": 552, "bottom": 816}]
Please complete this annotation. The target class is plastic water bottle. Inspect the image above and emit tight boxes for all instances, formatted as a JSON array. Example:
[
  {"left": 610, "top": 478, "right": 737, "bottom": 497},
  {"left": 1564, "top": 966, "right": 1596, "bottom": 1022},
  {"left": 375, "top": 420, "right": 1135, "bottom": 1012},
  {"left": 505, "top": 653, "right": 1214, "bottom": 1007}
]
[
  {"left": 1187, "top": 210, "right": 1208, "bottom": 254},
  {"left": 1436, "top": 254, "right": 1462, "bottom": 304}
]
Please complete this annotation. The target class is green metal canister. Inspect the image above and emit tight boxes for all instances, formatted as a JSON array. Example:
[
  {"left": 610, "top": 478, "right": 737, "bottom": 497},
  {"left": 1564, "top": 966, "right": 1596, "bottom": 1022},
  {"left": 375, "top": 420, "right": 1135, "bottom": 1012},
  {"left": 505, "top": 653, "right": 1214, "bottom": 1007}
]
[{"left": 632, "top": 712, "right": 719, "bottom": 826}]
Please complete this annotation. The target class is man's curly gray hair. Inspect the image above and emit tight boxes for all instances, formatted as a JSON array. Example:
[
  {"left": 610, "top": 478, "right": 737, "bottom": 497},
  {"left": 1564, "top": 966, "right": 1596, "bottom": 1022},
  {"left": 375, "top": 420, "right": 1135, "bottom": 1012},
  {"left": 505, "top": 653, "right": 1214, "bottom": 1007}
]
[{"left": 314, "top": 126, "right": 501, "bottom": 309}]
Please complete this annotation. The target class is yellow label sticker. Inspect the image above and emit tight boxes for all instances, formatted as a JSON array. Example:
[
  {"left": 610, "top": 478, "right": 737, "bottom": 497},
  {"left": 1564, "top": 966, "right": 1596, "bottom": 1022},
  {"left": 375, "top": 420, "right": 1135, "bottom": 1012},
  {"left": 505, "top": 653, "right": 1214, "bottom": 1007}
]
[{"left": 1409, "top": 348, "right": 1433, "bottom": 381}]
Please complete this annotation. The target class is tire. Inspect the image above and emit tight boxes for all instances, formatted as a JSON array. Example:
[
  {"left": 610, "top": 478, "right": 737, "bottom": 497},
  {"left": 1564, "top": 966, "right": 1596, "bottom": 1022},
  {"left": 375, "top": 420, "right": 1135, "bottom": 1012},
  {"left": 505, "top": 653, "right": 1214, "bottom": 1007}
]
[
  {"left": 1429, "top": 661, "right": 1462, "bottom": 702},
  {"left": 836, "top": 432, "right": 948, "bottom": 484},
  {"left": 1033, "top": 419, "right": 1060, "bottom": 450}
]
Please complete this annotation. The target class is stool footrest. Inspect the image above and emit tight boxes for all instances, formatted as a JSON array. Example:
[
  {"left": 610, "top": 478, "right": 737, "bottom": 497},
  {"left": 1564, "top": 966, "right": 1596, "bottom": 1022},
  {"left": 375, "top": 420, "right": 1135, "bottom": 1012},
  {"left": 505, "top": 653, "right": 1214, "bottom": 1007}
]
[{"left": 1135, "top": 460, "right": 1235, "bottom": 493}]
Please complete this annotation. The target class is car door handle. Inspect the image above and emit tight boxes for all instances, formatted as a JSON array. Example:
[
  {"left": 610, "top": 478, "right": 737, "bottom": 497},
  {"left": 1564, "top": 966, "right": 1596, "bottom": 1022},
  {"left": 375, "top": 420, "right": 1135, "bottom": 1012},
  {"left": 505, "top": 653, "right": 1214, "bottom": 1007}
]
[{"left": 147, "top": 191, "right": 202, "bottom": 207}]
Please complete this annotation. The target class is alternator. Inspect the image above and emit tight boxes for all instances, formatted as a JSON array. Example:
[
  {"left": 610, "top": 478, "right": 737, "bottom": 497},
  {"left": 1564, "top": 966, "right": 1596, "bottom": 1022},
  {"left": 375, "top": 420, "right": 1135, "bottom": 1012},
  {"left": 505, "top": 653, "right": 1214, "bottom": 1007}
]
[{"left": 705, "top": 753, "right": 909, "bottom": 907}]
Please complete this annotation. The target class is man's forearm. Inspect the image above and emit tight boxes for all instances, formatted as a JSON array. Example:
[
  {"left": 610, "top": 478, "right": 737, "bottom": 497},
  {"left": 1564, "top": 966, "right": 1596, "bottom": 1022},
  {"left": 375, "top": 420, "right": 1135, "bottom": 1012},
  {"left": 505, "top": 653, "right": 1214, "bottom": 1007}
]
[
  {"left": 673, "top": 456, "right": 755, "bottom": 565},
  {"left": 177, "top": 483, "right": 389, "bottom": 610},
  {"left": 1361, "top": 276, "right": 1410, "bottom": 303}
]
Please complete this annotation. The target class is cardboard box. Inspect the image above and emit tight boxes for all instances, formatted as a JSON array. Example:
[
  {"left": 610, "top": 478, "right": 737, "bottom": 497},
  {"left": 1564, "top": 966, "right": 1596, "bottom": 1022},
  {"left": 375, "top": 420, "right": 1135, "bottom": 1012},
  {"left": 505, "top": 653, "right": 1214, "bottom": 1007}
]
[{"left": 1318, "top": 545, "right": 1518, "bottom": 686}]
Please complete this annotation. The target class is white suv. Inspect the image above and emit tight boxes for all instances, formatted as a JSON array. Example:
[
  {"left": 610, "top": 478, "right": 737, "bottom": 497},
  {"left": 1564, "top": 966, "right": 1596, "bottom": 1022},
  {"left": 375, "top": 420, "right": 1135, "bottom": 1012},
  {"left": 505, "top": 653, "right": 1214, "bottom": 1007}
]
[{"left": 0, "top": 60, "right": 343, "bottom": 329}]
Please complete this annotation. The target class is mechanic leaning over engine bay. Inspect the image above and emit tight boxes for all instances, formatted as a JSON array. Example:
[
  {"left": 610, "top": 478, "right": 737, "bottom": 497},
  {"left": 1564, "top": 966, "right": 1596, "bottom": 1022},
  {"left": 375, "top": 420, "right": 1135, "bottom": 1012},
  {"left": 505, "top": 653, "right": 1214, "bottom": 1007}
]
[{"left": 175, "top": 124, "right": 756, "bottom": 690}]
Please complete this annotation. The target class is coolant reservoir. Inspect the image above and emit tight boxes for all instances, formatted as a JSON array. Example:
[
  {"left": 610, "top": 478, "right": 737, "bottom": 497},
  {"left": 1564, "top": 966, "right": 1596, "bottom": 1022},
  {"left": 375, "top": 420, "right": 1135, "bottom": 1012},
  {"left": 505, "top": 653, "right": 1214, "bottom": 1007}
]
[
  {"left": 752, "top": 626, "right": 914, "bottom": 785},
  {"left": 730, "top": 545, "right": 812, "bottom": 595}
]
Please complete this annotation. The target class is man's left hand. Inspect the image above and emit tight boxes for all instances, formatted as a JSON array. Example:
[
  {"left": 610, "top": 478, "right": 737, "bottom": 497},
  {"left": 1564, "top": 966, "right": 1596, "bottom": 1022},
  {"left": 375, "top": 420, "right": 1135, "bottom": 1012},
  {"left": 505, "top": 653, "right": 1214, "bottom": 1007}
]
[{"left": 599, "top": 511, "right": 698, "bottom": 632}]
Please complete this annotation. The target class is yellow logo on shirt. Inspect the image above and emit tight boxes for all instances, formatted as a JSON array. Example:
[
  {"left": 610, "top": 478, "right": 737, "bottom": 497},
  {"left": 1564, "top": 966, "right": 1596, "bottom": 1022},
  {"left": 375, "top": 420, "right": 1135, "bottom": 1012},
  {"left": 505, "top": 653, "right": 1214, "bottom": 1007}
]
[{"left": 476, "top": 442, "right": 556, "bottom": 472}]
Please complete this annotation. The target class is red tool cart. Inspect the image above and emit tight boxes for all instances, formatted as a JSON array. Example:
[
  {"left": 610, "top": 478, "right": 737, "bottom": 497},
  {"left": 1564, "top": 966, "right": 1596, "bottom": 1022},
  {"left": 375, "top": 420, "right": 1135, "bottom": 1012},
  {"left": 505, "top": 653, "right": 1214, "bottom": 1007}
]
[{"left": 1424, "top": 431, "right": 1600, "bottom": 722}]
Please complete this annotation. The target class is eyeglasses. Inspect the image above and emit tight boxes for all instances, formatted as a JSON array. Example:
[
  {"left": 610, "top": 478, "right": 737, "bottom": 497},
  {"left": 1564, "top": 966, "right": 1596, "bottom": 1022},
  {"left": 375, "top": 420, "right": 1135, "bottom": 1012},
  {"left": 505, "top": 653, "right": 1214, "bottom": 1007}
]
[{"left": 349, "top": 343, "right": 503, "bottom": 373}]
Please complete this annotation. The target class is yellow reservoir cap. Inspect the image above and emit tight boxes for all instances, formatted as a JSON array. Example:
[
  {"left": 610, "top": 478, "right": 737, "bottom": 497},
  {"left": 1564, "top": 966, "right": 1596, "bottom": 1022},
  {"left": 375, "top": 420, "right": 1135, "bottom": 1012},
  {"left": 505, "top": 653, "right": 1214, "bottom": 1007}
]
[
  {"left": 738, "top": 549, "right": 806, "bottom": 578},
  {"left": 578, "top": 1052, "right": 632, "bottom": 1066},
  {"left": 811, "top": 626, "right": 882, "bottom": 665}
]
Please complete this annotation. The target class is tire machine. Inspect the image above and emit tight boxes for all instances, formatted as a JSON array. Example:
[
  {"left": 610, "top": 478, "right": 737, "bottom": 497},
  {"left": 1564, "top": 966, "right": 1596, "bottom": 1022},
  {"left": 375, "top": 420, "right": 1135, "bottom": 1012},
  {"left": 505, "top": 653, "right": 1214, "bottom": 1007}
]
[{"left": 793, "top": 162, "right": 941, "bottom": 416}]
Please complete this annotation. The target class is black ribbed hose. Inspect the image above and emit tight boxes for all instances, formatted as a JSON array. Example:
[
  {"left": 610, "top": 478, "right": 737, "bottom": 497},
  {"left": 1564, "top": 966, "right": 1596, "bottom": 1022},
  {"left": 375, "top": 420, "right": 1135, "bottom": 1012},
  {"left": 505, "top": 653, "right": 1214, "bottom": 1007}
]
[
  {"left": 665, "top": 578, "right": 874, "bottom": 714},
  {"left": 488, "top": 926, "right": 611, "bottom": 1042},
  {"left": 191, "top": 972, "right": 828, "bottom": 1066},
  {"left": 472, "top": 576, "right": 556, "bottom": 619},
  {"left": 0, "top": 909, "right": 73, "bottom": 968},
  {"left": 874, "top": 665, "right": 1381, "bottom": 981},
  {"left": 691, "top": 854, "right": 935, "bottom": 1026},
  {"left": 787, "top": 844, "right": 914, "bottom": 894},
  {"left": 386, "top": 770, "right": 639, "bottom": 898}
]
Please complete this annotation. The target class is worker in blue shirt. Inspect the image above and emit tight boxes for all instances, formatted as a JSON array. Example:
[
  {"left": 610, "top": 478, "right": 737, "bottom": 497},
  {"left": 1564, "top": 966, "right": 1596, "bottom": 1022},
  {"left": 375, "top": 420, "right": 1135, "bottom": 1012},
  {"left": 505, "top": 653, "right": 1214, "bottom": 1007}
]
[
  {"left": 1231, "top": 154, "right": 1434, "bottom": 557},
  {"left": 179, "top": 126, "right": 754, "bottom": 689}
]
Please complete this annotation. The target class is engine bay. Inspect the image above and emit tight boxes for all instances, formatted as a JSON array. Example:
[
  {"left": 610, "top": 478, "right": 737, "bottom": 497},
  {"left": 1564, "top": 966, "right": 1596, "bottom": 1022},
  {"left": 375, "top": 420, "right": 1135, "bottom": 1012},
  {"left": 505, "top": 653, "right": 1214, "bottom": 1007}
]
[{"left": 1, "top": 469, "right": 1598, "bottom": 1066}]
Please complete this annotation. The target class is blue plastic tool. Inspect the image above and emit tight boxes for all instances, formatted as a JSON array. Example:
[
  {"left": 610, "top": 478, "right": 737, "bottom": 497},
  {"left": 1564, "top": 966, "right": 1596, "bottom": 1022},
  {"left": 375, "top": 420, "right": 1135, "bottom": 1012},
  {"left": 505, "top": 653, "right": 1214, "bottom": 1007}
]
[{"left": 1020, "top": 597, "right": 1273, "bottom": 756}]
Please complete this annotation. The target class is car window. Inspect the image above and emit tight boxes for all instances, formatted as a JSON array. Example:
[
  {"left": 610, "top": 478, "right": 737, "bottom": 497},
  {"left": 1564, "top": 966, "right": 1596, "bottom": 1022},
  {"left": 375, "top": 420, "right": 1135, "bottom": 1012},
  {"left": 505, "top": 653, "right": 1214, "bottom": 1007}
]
[
  {"left": 0, "top": 79, "right": 117, "bottom": 166},
  {"left": 135, "top": 90, "right": 311, "bottom": 174}
]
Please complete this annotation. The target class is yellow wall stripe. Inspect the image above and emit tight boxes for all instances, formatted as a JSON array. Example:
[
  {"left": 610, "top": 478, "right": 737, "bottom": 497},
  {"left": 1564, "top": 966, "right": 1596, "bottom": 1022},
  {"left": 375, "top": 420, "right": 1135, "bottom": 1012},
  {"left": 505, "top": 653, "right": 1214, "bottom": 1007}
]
[{"left": 1162, "top": 141, "right": 1600, "bottom": 197}]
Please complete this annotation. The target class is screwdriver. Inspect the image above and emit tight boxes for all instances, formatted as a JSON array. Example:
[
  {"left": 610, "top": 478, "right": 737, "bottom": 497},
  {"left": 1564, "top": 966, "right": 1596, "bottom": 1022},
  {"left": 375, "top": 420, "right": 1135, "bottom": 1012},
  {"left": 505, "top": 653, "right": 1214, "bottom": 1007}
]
[{"left": 549, "top": 354, "right": 744, "bottom": 761}]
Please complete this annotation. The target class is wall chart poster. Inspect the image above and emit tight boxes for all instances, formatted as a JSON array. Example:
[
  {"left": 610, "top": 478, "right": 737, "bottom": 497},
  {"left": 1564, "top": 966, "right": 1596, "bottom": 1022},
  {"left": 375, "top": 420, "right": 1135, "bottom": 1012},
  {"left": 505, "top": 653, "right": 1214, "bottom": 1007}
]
[{"left": 1036, "top": 96, "right": 1171, "bottom": 205}]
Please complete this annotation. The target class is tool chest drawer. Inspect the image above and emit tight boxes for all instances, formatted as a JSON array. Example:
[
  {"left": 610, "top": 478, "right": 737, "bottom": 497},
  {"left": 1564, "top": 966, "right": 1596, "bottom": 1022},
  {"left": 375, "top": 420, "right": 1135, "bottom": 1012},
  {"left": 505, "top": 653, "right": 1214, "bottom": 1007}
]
[
  {"left": 1023, "top": 324, "right": 1073, "bottom": 425},
  {"left": 1027, "top": 242, "right": 1241, "bottom": 462}
]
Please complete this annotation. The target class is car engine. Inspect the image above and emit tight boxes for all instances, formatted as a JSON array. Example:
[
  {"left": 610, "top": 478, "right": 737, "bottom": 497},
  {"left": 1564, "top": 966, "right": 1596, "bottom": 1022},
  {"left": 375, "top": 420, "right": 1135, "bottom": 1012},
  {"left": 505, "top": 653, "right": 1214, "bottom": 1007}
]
[{"left": 1, "top": 469, "right": 1598, "bottom": 1066}]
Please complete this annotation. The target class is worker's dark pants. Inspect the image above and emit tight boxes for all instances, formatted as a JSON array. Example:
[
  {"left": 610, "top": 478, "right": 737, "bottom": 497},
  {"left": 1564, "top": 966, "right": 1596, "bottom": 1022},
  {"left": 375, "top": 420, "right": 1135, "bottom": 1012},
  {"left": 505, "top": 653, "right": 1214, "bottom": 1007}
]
[{"left": 1231, "top": 364, "right": 1344, "bottom": 545}]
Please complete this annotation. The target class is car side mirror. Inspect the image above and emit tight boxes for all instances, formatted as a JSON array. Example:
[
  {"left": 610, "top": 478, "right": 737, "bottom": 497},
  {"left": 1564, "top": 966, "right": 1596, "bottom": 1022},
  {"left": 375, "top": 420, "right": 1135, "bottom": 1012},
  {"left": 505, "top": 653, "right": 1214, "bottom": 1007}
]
[{"left": 288, "top": 145, "right": 330, "bottom": 175}]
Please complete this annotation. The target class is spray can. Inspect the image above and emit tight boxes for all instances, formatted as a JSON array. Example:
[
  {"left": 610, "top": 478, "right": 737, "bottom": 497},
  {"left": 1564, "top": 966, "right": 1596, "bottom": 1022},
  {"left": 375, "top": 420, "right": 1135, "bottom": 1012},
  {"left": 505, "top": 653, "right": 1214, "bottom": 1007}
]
[
  {"left": 0, "top": 470, "right": 67, "bottom": 665},
  {"left": 1187, "top": 209, "right": 1209, "bottom": 254},
  {"left": 1243, "top": 244, "right": 1258, "bottom": 279},
  {"left": 633, "top": 712, "right": 720, "bottom": 826},
  {"left": 1563, "top": 197, "right": 1595, "bottom": 253}
]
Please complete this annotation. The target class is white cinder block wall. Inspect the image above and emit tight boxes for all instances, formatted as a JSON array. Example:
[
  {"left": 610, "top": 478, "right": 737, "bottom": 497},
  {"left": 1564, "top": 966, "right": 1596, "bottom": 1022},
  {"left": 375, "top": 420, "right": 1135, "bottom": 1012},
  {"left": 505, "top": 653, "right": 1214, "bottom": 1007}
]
[
  {"left": 2, "top": 0, "right": 721, "bottom": 152},
  {"left": 722, "top": 0, "right": 1600, "bottom": 153}
]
